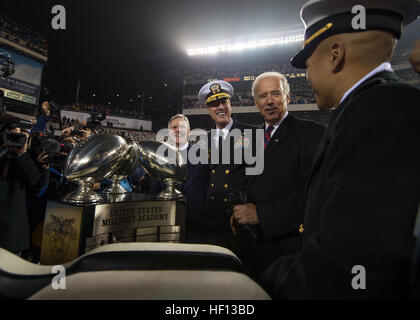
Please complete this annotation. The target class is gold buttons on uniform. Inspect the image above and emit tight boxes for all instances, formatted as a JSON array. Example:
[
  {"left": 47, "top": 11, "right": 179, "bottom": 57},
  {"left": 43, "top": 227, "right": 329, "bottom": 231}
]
[
  {"left": 299, "top": 224, "right": 304, "bottom": 234},
  {"left": 224, "top": 198, "right": 228, "bottom": 203},
  {"left": 224, "top": 184, "right": 228, "bottom": 189},
  {"left": 212, "top": 170, "right": 216, "bottom": 174},
  {"left": 225, "top": 170, "right": 230, "bottom": 175}
]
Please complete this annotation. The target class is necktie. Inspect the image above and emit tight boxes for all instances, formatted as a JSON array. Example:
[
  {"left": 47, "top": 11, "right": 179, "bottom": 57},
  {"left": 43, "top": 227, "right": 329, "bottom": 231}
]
[{"left": 264, "top": 126, "right": 274, "bottom": 149}]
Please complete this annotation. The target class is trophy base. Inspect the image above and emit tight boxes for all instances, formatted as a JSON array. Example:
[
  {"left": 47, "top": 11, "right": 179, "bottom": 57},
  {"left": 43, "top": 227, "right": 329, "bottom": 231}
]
[
  {"left": 157, "top": 178, "right": 185, "bottom": 200},
  {"left": 102, "top": 182, "right": 128, "bottom": 195},
  {"left": 62, "top": 178, "right": 103, "bottom": 205},
  {"left": 62, "top": 189, "right": 103, "bottom": 205},
  {"left": 157, "top": 188, "right": 184, "bottom": 200},
  {"left": 40, "top": 194, "right": 186, "bottom": 265}
]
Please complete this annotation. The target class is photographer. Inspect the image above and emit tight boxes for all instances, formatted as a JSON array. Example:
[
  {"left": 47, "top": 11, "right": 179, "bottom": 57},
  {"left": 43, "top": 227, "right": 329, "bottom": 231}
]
[{"left": 0, "top": 114, "right": 47, "bottom": 255}]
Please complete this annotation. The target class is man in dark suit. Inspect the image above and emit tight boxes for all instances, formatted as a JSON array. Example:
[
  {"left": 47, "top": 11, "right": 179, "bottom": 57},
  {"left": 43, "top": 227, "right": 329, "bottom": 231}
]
[
  {"left": 167, "top": 114, "right": 209, "bottom": 243},
  {"left": 260, "top": 0, "right": 420, "bottom": 299},
  {"left": 197, "top": 80, "right": 260, "bottom": 265},
  {"left": 230, "top": 72, "right": 325, "bottom": 278}
]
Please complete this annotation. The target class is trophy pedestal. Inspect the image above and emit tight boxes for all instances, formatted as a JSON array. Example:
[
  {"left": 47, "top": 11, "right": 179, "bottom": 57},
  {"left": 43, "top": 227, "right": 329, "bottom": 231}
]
[
  {"left": 157, "top": 178, "right": 185, "bottom": 200},
  {"left": 102, "top": 175, "right": 128, "bottom": 194},
  {"left": 40, "top": 193, "right": 186, "bottom": 265},
  {"left": 62, "top": 178, "right": 103, "bottom": 204}
]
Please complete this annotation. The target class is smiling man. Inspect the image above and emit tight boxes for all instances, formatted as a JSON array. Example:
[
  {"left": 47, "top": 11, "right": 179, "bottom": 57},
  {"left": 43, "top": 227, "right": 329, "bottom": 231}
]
[
  {"left": 230, "top": 72, "right": 325, "bottom": 278},
  {"left": 260, "top": 0, "right": 420, "bottom": 299},
  {"left": 197, "top": 80, "right": 259, "bottom": 272}
]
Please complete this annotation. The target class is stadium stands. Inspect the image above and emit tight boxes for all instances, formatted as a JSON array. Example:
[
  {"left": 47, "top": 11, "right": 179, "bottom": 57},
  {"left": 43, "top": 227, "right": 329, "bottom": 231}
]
[
  {"left": 0, "top": 16, "right": 47, "bottom": 57},
  {"left": 182, "top": 40, "right": 420, "bottom": 127}
]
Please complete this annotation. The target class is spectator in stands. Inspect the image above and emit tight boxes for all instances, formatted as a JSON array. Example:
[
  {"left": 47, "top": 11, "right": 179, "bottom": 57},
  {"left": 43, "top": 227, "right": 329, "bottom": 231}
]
[
  {"left": 230, "top": 72, "right": 325, "bottom": 278},
  {"left": 261, "top": 0, "right": 420, "bottom": 299},
  {"left": 31, "top": 101, "right": 51, "bottom": 133}
]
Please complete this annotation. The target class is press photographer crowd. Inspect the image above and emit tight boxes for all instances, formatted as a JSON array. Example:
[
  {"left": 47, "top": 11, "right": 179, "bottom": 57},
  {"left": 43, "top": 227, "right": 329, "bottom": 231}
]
[{"left": 0, "top": 0, "right": 420, "bottom": 301}]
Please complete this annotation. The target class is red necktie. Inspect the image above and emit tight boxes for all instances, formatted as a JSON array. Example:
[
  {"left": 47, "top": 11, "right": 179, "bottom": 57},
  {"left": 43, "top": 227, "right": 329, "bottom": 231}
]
[{"left": 264, "top": 126, "right": 274, "bottom": 149}]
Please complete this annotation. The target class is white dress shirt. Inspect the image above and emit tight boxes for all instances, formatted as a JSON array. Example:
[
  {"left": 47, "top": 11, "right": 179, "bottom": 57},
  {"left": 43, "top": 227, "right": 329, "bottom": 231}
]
[
  {"left": 213, "top": 119, "right": 234, "bottom": 148},
  {"left": 265, "top": 111, "right": 289, "bottom": 138},
  {"left": 340, "top": 62, "right": 393, "bottom": 104}
]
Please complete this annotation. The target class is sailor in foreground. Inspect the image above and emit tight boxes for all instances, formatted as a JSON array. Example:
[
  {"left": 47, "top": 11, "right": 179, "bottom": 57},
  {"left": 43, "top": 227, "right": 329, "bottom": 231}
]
[{"left": 260, "top": 0, "right": 420, "bottom": 299}]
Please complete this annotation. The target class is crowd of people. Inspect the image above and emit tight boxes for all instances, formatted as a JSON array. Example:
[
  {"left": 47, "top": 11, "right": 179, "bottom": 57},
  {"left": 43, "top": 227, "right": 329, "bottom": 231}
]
[
  {"left": 0, "top": 16, "right": 47, "bottom": 56},
  {"left": 61, "top": 103, "right": 149, "bottom": 120},
  {"left": 182, "top": 41, "right": 419, "bottom": 110}
]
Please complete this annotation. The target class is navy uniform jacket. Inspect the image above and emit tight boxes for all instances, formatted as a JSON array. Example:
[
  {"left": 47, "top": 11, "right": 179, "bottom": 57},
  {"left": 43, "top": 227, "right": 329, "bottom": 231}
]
[
  {"left": 245, "top": 114, "right": 325, "bottom": 276},
  {"left": 261, "top": 71, "right": 420, "bottom": 299},
  {"left": 205, "top": 119, "right": 259, "bottom": 270},
  {"left": 206, "top": 119, "right": 257, "bottom": 232}
]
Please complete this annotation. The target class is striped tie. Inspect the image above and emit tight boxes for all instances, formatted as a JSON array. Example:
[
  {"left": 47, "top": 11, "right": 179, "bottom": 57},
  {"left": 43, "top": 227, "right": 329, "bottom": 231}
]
[{"left": 264, "top": 126, "right": 274, "bottom": 149}]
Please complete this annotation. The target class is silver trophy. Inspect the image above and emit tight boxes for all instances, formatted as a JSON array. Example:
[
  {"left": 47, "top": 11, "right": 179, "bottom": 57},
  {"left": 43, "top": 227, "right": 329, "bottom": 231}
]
[
  {"left": 63, "top": 134, "right": 128, "bottom": 204},
  {"left": 102, "top": 143, "right": 140, "bottom": 195},
  {"left": 137, "top": 141, "right": 188, "bottom": 200}
]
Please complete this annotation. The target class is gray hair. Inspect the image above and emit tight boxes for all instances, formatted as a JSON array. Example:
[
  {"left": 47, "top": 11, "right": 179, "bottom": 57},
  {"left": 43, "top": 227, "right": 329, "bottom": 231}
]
[
  {"left": 252, "top": 71, "right": 290, "bottom": 98},
  {"left": 168, "top": 114, "right": 190, "bottom": 130}
]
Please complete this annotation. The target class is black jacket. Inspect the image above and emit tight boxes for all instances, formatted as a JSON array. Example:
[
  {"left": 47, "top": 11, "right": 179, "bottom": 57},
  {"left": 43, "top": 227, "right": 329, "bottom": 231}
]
[
  {"left": 0, "top": 151, "right": 42, "bottom": 253},
  {"left": 246, "top": 114, "right": 325, "bottom": 274},
  {"left": 206, "top": 119, "right": 258, "bottom": 233},
  {"left": 261, "top": 71, "right": 420, "bottom": 299}
]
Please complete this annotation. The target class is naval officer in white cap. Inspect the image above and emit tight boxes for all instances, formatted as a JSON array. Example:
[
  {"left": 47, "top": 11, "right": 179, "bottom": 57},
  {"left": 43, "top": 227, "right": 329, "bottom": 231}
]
[
  {"left": 260, "top": 0, "right": 420, "bottom": 299},
  {"left": 198, "top": 80, "right": 260, "bottom": 277}
]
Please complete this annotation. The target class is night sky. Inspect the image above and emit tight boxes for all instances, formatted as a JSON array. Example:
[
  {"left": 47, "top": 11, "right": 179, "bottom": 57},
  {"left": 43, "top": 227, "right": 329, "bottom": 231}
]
[
  {"left": 0, "top": 0, "right": 307, "bottom": 106},
  {"left": 1, "top": 0, "right": 419, "bottom": 110}
]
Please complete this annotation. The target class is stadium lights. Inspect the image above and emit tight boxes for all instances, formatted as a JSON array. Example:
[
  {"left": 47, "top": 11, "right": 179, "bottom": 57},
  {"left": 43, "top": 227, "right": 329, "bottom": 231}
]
[{"left": 187, "top": 34, "right": 304, "bottom": 56}]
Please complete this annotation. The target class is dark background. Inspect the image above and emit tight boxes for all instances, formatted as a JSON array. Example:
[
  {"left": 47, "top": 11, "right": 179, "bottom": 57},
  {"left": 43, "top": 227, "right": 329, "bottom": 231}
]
[{"left": 0, "top": 0, "right": 418, "bottom": 112}]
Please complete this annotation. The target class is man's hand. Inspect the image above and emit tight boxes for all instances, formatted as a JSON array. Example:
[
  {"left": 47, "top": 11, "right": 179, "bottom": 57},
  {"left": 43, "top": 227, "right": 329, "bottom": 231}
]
[
  {"left": 61, "top": 126, "right": 74, "bottom": 137},
  {"left": 410, "top": 39, "right": 420, "bottom": 75},
  {"left": 36, "top": 151, "right": 50, "bottom": 170},
  {"left": 79, "top": 129, "right": 91, "bottom": 141},
  {"left": 230, "top": 203, "right": 259, "bottom": 235}
]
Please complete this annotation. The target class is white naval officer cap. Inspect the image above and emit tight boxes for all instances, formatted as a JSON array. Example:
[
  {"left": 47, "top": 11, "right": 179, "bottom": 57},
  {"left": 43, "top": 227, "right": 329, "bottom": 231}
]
[
  {"left": 198, "top": 80, "right": 234, "bottom": 106},
  {"left": 291, "top": 0, "right": 420, "bottom": 68}
]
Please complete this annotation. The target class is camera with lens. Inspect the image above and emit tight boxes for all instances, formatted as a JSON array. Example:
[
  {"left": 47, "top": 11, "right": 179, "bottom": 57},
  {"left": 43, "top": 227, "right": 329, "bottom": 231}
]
[
  {"left": 29, "top": 132, "right": 70, "bottom": 169},
  {"left": 0, "top": 116, "right": 32, "bottom": 148}
]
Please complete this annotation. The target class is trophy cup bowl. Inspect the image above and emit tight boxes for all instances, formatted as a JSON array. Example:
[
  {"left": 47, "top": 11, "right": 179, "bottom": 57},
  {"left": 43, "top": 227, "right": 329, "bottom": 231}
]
[
  {"left": 102, "top": 143, "right": 140, "bottom": 195},
  {"left": 62, "top": 134, "right": 128, "bottom": 204},
  {"left": 137, "top": 140, "right": 188, "bottom": 200}
]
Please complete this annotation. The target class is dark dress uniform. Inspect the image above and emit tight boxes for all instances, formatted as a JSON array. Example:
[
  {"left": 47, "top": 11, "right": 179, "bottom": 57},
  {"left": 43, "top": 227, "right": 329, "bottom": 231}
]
[
  {"left": 259, "top": 0, "right": 420, "bottom": 299},
  {"left": 245, "top": 114, "right": 325, "bottom": 277},
  {"left": 204, "top": 119, "right": 258, "bottom": 265},
  {"left": 261, "top": 71, "right": 420, "bottom": 299}
]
